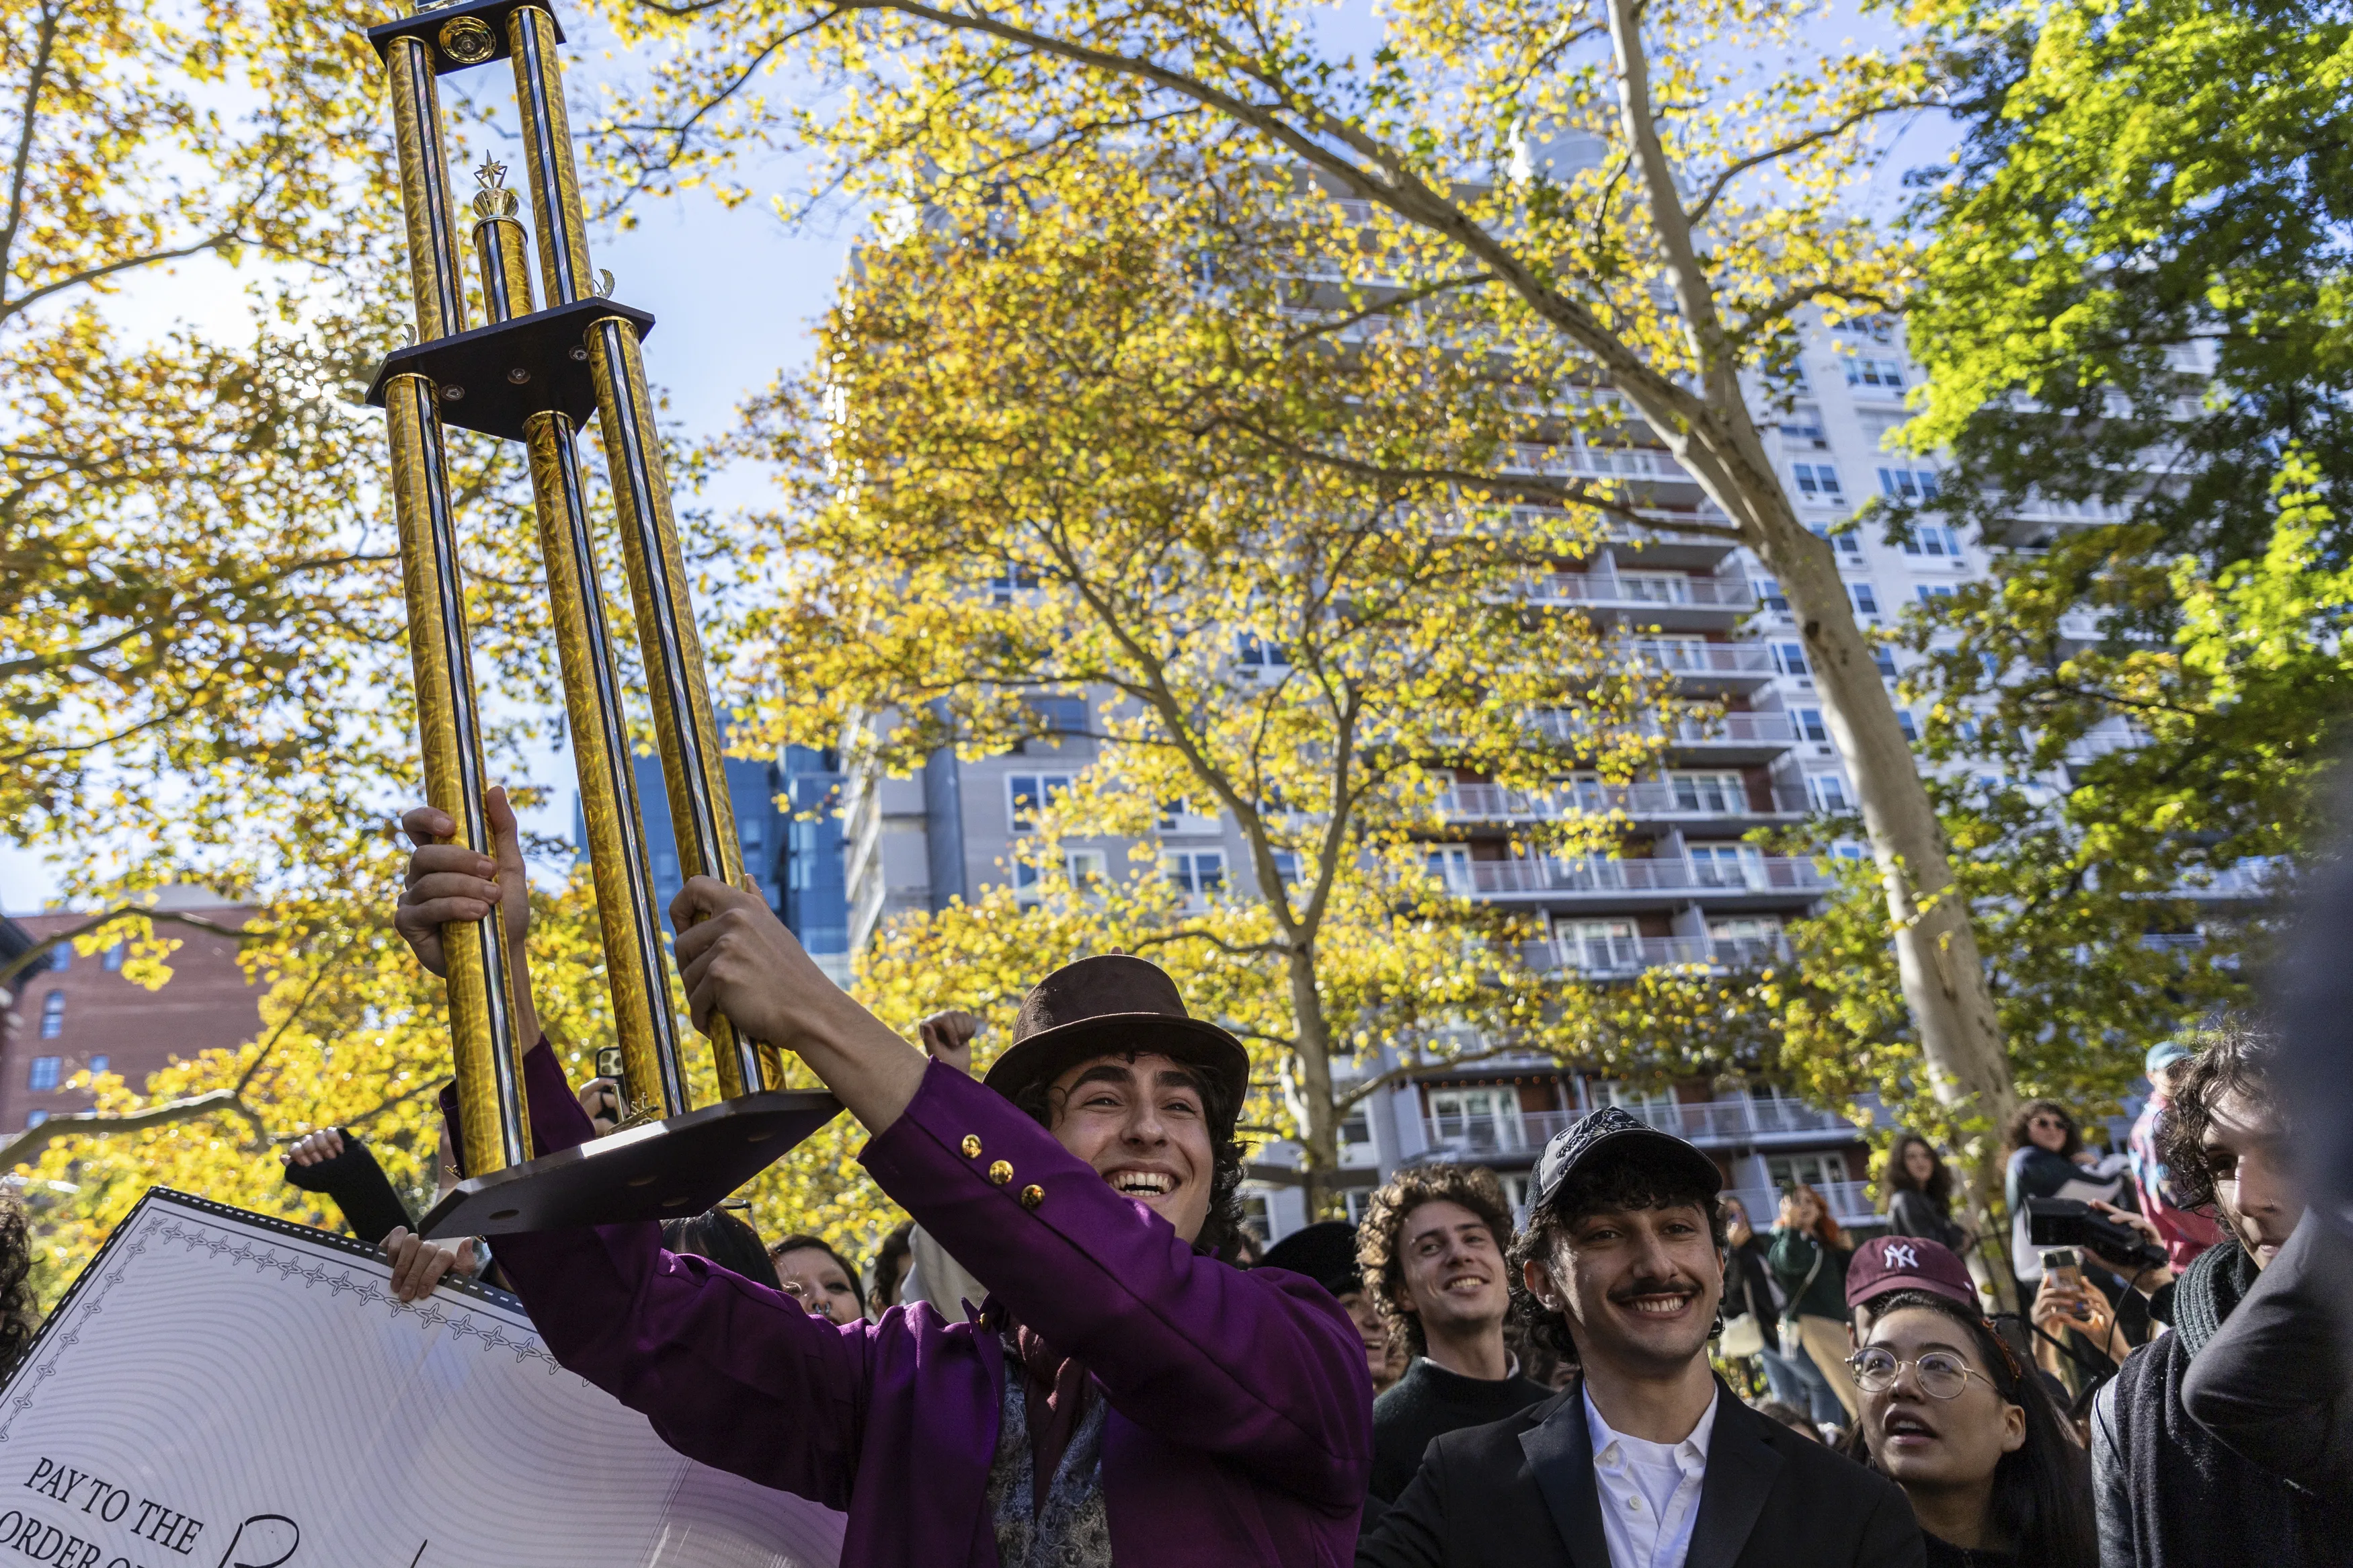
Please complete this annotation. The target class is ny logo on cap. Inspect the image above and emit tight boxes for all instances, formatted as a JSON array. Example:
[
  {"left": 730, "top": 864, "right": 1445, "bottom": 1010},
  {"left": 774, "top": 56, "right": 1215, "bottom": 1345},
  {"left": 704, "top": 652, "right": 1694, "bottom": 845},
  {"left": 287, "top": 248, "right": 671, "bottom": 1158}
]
[{"left": 1882, "top": 1242, "right": 1919, "bottom": 1270}]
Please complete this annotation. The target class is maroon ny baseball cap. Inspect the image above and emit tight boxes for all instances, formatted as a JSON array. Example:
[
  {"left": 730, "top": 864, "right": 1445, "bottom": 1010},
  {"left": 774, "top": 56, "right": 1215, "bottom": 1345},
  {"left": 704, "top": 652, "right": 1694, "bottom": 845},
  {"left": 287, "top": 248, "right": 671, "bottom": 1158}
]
[{"left": 1845, "top": 1233, "right": 1979, "bottom": 1311}]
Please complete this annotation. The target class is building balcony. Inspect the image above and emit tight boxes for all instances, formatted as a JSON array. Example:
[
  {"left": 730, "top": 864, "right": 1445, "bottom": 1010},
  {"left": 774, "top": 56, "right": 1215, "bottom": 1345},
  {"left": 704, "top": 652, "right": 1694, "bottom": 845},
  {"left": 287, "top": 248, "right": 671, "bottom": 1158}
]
[
  {"left": 1527, "top": 709, "right": 1798, "bottom": 765},
  {"left": 1519, "top": 933, "right": 1792, "bottom": 977},
  {"left": 1618, "top": 638, "right": 1779, "bottom": 692},
  {"left": 1522, "top": 571, "right": 1754, "bottom": 629},
  {"left": 1439, "top": 853, "right": 1834, "bottom": 907},
  {"left": 1422, "top": 1094, "right": 1861, "bottom": 1162},
  {"left": 1503, "top": 440, "right": 1694, "bottom": 486},
  {"left": 1438, "top": 779, "right": 1808, "bottom": 828}
]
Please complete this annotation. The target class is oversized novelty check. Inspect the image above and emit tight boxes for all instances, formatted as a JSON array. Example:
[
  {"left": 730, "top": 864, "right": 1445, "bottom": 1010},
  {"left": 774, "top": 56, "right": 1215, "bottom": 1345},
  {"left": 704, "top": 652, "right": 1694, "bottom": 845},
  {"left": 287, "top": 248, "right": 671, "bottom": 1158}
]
[{"left": 0, "top": 1190, "right": 843, "bottom": 1568}]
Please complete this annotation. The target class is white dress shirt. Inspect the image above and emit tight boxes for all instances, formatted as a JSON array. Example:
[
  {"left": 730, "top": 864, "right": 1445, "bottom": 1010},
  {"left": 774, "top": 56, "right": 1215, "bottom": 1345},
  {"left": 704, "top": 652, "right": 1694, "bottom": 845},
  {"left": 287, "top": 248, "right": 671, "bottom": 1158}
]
[{"left": 1583, "top": 1383, "right": 1718, "bottom": 1568}]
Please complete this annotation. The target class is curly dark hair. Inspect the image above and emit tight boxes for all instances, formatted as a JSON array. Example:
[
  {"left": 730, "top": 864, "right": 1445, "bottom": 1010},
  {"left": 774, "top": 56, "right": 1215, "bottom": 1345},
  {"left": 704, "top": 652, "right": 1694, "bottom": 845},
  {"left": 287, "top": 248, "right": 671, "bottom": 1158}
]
[
  {"left": 1880, "top": 1132, "right": 1956, "bottom": 1206},
  {"left": 2157, "top": 1018, "right": 2283, "bottom": 1213},
  {"left": 0, "top": 1194, "right": 35, "bottom": 1378},
  {"left": 1841, "top": 1289, "right": 2098, "bottom": 1568},
  {"left": 1008, "top": 1053, "right": 1248, "bottom": 1256},
  {"left": 1357, "top": 1163, "right": 1516, "bottom": 1358},
  {"left": 1507, "top": 1145, "right": 1725, "bottom": 1366},
  {"left": 2004, "top": 1098, "right": 2083, "bottom": 1160}
]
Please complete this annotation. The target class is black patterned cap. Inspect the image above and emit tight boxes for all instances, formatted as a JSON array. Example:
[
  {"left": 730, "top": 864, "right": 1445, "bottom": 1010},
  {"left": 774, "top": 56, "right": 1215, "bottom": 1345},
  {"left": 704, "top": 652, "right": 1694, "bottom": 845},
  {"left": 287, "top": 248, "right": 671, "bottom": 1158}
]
[{"left": 1529, "top": 1106, "right": 1723, "bottom": 1214}]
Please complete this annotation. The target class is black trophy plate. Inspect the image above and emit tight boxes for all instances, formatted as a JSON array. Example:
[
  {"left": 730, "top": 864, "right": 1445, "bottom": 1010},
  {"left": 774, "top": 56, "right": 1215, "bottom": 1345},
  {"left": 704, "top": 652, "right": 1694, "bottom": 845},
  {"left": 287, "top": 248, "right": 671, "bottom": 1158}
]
[{"left": 417, "top": 1088, "right": 842, "bottom": 1238}]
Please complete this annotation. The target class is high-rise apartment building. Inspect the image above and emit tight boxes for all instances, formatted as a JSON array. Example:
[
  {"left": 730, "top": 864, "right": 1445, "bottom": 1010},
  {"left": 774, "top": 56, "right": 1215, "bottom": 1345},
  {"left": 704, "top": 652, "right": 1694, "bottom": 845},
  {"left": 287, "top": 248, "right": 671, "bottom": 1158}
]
[{"left": 832, "top": 304, "right": 2180, "bottom": 1243}]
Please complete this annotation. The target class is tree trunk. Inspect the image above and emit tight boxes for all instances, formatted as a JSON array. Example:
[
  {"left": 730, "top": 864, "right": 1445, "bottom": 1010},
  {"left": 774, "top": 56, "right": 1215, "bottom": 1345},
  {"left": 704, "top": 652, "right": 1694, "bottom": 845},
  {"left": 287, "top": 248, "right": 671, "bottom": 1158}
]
[
  {"left": 1284, "top": 939, "right": 1342, "bottom": 1221},
  {"left": 1599, "top": 0, "right": 2020, "bottom": 1194}
]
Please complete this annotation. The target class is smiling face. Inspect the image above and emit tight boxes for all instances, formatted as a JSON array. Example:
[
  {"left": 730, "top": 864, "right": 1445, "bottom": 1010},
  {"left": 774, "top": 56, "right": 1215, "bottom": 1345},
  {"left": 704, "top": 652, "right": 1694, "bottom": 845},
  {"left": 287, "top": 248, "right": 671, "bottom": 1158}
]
[
  {"left": 1527, "top": 1198, "right": 1722, "bottom": 1376},
  {"left": 1858, "top": 1307, "right": 2023, "bottom": 1498},
  {"left": 1046, "top": 1051, "right": 1215, "bottom": 1244},
  {"left": 2201, "top": 1086, "right": 2303, "bottom": 1270},
  {"left": 1395, "top": 1199, "right": 1509, "bottom": 1341}
]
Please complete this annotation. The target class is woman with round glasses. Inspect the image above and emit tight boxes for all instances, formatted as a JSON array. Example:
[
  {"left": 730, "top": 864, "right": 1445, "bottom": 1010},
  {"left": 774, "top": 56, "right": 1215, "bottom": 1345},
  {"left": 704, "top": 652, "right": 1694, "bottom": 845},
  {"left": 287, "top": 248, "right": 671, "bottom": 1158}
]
[{"left": 1842, "top": 1289, "right": 2096, "bottom": 1568}]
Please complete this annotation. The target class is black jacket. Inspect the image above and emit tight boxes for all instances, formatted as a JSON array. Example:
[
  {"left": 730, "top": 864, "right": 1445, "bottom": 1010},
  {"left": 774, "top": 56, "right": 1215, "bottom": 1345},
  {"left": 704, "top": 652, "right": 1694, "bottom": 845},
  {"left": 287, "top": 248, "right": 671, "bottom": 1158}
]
[{"left": 1356, "top": 1376, "right": 1925, "bottom": 1568}]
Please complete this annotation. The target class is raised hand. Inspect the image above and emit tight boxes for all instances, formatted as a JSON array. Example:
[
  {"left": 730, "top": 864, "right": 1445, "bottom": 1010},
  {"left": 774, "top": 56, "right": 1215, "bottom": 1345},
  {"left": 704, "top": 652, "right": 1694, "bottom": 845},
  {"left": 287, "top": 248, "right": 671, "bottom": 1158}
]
[
  {"left": 916, "top": 1009, "right": 982, "bottom": 1077},
  {"left": 393, "top": 785, "right": 528, "bottom": 979},
  {"left": 281, "top": 1127, "right": 346, "bottom": 1168}
]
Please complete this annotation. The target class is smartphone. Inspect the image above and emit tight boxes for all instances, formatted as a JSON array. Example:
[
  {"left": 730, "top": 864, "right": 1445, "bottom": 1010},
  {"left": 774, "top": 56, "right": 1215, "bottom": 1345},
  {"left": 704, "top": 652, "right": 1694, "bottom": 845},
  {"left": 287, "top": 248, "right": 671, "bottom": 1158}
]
[{"left": 2039, "top": 1246, "right": 2091, "bottom": 1319}]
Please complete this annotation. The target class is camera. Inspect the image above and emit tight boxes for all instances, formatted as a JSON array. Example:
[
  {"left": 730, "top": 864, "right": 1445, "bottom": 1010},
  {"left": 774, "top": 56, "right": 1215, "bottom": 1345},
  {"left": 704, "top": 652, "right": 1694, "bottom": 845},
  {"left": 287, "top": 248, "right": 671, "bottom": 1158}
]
[{"left": 2026, "top": 1196, "right": 2165, "bottom": 1272}]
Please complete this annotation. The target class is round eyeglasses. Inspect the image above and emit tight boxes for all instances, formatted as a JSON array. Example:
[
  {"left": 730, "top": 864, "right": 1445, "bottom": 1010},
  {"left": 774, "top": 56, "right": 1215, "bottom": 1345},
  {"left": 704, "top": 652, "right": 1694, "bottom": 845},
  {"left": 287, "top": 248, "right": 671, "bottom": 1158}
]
[{"left": 1847, "top": 1347, "right": 1997, "bottom": 1400}]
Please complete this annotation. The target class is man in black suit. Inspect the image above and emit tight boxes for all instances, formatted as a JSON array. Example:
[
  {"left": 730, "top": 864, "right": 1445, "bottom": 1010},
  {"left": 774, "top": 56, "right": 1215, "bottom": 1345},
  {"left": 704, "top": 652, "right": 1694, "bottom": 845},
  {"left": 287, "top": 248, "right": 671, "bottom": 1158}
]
[{"left": 1357, "top": 1107, "right": 1923, "bottom": 1568}]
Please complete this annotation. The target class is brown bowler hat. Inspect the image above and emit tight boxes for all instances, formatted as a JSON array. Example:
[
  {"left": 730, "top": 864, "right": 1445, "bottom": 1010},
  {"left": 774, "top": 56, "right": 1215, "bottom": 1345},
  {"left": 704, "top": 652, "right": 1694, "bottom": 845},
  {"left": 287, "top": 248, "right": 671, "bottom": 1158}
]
[{"left": 980, "top": 954, "right": 1250, "bottom": 1117}]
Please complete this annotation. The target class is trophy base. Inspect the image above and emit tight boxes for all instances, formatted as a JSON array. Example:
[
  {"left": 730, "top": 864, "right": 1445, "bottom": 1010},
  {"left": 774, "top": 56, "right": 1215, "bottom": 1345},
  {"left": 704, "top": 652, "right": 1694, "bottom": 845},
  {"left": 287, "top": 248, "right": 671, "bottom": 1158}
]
[{"left": 417, "top": 1088, "right": 842, "bottom": 1239}]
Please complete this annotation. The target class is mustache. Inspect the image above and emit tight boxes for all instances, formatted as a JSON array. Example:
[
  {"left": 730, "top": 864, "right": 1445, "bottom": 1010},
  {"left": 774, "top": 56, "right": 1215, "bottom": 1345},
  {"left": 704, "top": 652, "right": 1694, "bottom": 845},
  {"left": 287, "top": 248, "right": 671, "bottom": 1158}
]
[{"left": 1607, "top": 1273, "right": 1702, "bottom": 1304}]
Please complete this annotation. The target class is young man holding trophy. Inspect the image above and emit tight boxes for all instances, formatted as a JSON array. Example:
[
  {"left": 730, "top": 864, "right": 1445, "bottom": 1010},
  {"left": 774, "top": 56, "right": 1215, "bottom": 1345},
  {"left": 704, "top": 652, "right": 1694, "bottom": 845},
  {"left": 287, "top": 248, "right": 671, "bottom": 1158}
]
[{"left": 389, "top": 803, "right": 1372, "bottom": 1568}]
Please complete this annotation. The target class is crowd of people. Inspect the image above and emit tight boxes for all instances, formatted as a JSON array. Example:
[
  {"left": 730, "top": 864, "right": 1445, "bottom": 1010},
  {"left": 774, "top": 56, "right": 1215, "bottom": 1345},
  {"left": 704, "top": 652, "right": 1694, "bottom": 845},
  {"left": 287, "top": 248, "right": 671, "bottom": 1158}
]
[{"left": 226, "top": 802, "right": 2353, "bottom": 1566}]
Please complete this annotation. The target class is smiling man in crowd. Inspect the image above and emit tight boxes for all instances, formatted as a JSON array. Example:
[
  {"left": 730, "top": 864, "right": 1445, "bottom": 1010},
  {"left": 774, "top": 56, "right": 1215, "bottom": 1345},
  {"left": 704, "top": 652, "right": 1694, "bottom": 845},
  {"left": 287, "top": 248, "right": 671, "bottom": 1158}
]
[
  {"left": 388, "top": 806, "right": 1371, "bottom": 1568},
  {"left": 1357, "top": 1106, "right": 1923, "bottom": 1568},
  {"left": 1358, "top": 1165, "right": 1550, "bottom": 1503}
]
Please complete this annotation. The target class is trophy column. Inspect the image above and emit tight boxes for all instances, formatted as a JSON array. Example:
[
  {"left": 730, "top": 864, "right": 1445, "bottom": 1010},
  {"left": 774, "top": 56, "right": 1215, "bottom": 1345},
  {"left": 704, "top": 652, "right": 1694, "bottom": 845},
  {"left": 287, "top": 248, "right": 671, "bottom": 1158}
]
[
  {"left": 380, "top": 27, "right": 530, "bottom": 1178},
  {"left": 504, "top": 4, "right": 778, "bottom": 1100},
  {"left": 469, "top": 161, "right": 690, "bottom": 1122},
  {"left": 362, "top": 0, "right": 837, "bottom": 1238}
]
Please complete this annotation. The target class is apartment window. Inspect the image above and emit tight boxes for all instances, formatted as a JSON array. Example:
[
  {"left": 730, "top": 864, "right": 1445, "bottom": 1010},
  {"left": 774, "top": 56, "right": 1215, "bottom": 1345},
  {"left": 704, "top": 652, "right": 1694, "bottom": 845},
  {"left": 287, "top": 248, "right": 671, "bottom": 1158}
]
[
  {"left": 1338, "top": 1108, "right": 1372, "bottom": 1151},
  {"left": 1872, "top": 646, "right": 1900, "bottom": 681},
  {"left": 1846, "top": 358, "right": 1906, "bottom": 390},
  {"left": 1846, "top": 582, "right": 1879, "bottom": 616},
  {"left": 1240, "top": 1193, "right": 1272, "bottom": 1243},
  {"left": 1901, "top": 524, "right": 1965, "bottom": 560},
  {"left": 1877, "top": 467, "right": 1942, "bottom": 503},
  {"left": 1559, "top": 919, "right": 1641, "bottom": 972},
  {"left": 1794, "top": 708, "right": 1829, "bottom": 743},
  {"left": 1897, "top": 709, "right": 1920, "bottom": 743},
  {"left": 1236, "top": 632, "right": 1290, "bottom": 671},
  {"left": 1808, "top": 773, "right": 1853, "bottom": 812},
  {"left": 1015, "top": 848, "right": 1107, "bottom": 891},
  {"left": 1428, "top": 1087, "right": 1525, "bottom": 1153},
  {"left": 1689, "top": 843, "right": 1761, "bottom": 887},
  {"left": 987, "top": 563, "right": 1040, "bottom": 604},
  {"left": 47, "top": 942, "right": 68, "bottom": 973},
  {"left": 102, "top": 942, "right": 125, "bottom": 972},
  {"left": 1773, "top": 642, "right": 1810, "bottom": 678},
  {"left": 1780, "top": 419, "right": 1827, "bottom": 447},
  {"left": 36, "top": 993, "right": 63, "bottom": 1041},
  {"left": 1164, "top": 850, "right": 1227, "bottom": 900},
  {"left": 1667, "top": 772, "right": 1747, "bottom": 813},
  {"left": 1007, "top": 774, "right": 1073, "bottom": 831},
  {"left": 1791, "top": 462, "right": 1843, "bottom": 501},
  {"left": 1807, "top": 521, "right": 1863, "bottom": 559},
  {"left": 1026, "top": 695, "right": 1087, "bottom": 735},
  {"left": 1709, "top": 915, "right": 1782, "bottom": 942},
  {"left": 1767, "top": 1152, "right": 1849, "bottom": 1192},
  {"left": 22, "top": 1112, "right": 44, "bottom": 1130},
  {"left": 1916, "top": 584, "right": 1955, "bottom": 604},
  {"left": 1755, "top": 577, "right": 1789, "bottom": 614},
  {"left": 27, "top": 1056, "right": 61, "bottom": 1091},
  {"left": 1425, "top": 845, "right": 1471, "bottom": 891},
  {"left": 1271, "top": 850, "right": 1305, "bottom": 886},
  {"left": 87, "top": 1055, "right": 108, "bottom": 1077}
]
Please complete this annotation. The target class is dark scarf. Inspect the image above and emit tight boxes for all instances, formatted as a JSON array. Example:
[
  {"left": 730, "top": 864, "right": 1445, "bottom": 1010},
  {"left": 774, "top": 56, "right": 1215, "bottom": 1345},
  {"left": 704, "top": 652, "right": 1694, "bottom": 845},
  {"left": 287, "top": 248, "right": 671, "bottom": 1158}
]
[
  {"left": 1013, "top": 1321, "right": 1094, "bottom": 1516},
  {"left": 2171, "top": 1233, "right": 2258, "bottom": 1358}
]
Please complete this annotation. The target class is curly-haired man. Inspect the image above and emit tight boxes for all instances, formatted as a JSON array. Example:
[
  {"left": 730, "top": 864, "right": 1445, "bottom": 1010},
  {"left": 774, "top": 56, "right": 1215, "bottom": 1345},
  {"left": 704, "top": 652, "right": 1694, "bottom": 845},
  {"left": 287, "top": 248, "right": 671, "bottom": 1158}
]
[
  {"left": 1359, "top": 1106, "right": 1922, "bottom": 1568},
  {"left": 1357, "top": 1164, "right": 1550, "bottom": 1501}
]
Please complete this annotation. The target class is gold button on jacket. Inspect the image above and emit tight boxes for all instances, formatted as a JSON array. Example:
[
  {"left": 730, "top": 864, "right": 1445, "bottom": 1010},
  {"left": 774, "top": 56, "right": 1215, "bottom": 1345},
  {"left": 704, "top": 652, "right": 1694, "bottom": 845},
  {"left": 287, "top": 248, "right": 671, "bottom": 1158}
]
[
  {"left": 1020, "top": 1185, "right": 1045, "bottom": 1210},
  {"left": 960, "top": 1134, "right": 982, "bottom": 1159},
  {"left": 989, "top": 1160, "right": 1014, "bottom": 1185}
]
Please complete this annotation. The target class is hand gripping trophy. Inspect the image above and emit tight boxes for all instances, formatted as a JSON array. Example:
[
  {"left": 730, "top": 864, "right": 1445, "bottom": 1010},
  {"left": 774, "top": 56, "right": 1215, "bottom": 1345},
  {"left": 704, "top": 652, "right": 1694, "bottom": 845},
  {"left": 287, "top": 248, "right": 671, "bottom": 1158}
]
[{"left": 360, "top": 0, "right": 837, "bottom": 1237}]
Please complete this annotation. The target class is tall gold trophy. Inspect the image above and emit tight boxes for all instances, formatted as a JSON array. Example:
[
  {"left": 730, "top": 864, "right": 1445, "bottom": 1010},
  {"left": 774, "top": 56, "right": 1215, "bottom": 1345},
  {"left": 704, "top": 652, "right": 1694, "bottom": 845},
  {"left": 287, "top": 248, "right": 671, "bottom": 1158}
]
[{"left": 360, "top": 0, "right": 838, "bottom": 1237}]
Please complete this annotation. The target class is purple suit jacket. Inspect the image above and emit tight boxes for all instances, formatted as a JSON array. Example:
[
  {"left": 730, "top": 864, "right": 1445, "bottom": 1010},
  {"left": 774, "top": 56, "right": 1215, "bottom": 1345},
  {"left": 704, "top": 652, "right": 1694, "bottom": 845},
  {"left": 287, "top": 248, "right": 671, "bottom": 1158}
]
[{"left": 491, "top": 1046, "right": 1372, "bottom": 1567}]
